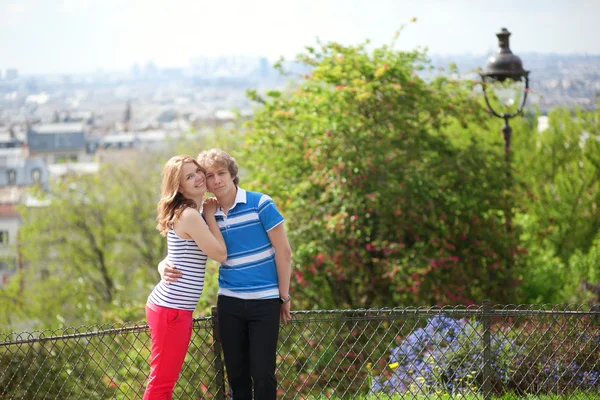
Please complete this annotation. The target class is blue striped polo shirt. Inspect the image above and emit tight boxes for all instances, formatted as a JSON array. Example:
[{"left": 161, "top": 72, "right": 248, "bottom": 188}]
[{"left": 215, "top": 188, "right": 284, "bottom": 300}]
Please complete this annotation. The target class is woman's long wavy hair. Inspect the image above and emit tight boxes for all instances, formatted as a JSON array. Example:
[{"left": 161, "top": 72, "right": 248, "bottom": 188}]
[{"left": 156, "top": 155, "right": 205, "bottom": 237}]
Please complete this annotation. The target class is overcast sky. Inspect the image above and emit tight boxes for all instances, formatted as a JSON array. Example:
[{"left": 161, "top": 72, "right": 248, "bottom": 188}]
[{"left": 1, "top": 0, "right": 599, "bottom": 75}]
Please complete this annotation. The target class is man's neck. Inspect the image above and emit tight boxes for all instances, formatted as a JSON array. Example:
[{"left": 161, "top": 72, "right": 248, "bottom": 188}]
[{"left": 216, "top": 187, "right": 237, "bottom": 214}]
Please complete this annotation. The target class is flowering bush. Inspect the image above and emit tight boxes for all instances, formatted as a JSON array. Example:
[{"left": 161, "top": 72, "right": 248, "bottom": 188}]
[
  {"left": 371, "top": 314, "right": 600, "bottom": 396},
  {"left": 508, "top": 317, "right": 600, "bottom": 394},
  {"left": 371, "top": 314, "right": 516, "bottom": 395}
]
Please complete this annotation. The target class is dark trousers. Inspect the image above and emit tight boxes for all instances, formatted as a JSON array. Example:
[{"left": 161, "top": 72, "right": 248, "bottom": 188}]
[{"left": 217, "top": 295, "right": 280, "bottom": 400}]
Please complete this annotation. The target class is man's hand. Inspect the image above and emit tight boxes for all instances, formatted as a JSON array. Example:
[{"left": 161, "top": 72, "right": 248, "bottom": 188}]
[
  {"left": 202, "top": 197, "right": 219, "bottom": 216},
  {"left": 158, "top": 259, "right": 182, "bottom": 284},
  {"left": 280, "top": 302, "right": 292, "bottom": 325}
]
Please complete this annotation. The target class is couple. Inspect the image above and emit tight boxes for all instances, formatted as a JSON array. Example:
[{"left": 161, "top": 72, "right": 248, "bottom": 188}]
[{"left": 144, "top": 148, "right": 292, "bottom": 400}]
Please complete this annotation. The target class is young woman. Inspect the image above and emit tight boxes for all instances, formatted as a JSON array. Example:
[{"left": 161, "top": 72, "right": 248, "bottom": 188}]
[{"left": 143, "top": 155, "right": 227, "bottom": 400}]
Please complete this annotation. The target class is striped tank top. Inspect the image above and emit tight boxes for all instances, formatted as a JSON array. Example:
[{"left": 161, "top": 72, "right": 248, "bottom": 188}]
[{"left": 147, "top": 229, "right": 207, "bottom": 311}]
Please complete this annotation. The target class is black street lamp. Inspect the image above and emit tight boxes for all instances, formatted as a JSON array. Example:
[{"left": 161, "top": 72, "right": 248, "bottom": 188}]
[
  {"left": 480, "top": 27, "right": 530, "bottom": 158},
  {"left": 479, "top": 28, "right": 530, "bottom": 276},
  {"left": 480, "top": 31, "right": 529, "bottom": 396}
]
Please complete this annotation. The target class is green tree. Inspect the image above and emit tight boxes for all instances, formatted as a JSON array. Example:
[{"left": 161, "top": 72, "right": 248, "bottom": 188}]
[
  {"left": 513, "top": 106, "right": 600, "bottom": 302},
  {"left": 241, "top": 32, "right": 521, "bottom": 309},
  {"left": 13, "top": 156, "right": 166, "bottom": 329}
]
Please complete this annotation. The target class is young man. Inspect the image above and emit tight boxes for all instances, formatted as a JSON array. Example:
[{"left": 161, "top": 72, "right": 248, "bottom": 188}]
[{"left": 159, "top": 148, "right": 292, "bottom": 400}]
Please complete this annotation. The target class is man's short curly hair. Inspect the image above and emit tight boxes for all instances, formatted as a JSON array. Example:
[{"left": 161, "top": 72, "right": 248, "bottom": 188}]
[{"left": 196, "top": 148, "right": 239, "bottom": 186}]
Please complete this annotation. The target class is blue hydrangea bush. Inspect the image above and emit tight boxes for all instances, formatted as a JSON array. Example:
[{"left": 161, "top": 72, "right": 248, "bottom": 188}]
[{"left": 371, "top": 314, "right": 600, "bottom": 396}]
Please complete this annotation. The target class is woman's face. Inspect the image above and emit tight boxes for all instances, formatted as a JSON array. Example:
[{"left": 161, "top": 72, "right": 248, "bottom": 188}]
[{"left": 178, "top": 162, "right": 206, "bottom": 199}]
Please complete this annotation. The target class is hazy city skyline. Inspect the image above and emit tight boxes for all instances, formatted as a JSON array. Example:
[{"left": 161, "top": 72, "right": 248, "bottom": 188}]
[{"left": 1, "top": 0, "right": 599, "bottom": 75}]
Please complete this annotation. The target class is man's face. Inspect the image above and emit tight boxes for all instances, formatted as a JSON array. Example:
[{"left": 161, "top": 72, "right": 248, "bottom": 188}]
[{"left": 204, "top": 164, "right": 235, "bottom": 197}]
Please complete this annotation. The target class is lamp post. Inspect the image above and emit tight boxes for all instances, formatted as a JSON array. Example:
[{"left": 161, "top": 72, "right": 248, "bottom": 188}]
[
  {"left": 480, "top": 28, "right": 530, "bottom": 271},
  {"left": 480, "top": 27, "right": 530, "bottom": 158}
]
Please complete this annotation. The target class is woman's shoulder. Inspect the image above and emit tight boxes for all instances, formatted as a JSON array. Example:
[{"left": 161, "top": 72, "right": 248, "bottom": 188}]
[
  {"left": 173, "top": 207, "right": 204, "bottom": 238},
  {"left": 179, "top": 207, "right": 202, "bottom": 222}
]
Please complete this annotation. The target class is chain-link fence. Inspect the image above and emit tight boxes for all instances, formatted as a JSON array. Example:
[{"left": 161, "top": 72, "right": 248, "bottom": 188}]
[{"left": 1, "top": 303, "right": 599, "bottom": 399}]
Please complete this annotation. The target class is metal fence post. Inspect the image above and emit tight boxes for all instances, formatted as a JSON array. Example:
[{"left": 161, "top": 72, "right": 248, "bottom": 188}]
[
  {"left": 482, "top": 300, "right": 492, "bottom": 400},
  {"left": 211, "top": 306, "right": 226, "bottom": 400}
]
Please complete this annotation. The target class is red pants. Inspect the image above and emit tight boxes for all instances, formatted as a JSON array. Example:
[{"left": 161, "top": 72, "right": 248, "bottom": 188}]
[{"left": 143, "top": 302, "right": 194, "bottom": 400}]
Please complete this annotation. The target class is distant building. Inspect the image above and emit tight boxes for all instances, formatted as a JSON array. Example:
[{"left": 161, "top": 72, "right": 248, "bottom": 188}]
[
  {"left": 0, "top": 202, "right": 20, "bottom": 287},
  {"left": 47, "top": 162, "right": 99, "bottom": 179},
  {"left": 135, "top": 130, "right": 182, "bottom": 153},
  {"left": 0, "top": 148, "right": 49, "bottom": 189},
  {"left": 4, "top": 68, "right": 18, "bottom": 81},
  {"left": 0, "top": 126, "right": 24, "bottom": 149},
  {"left": 0, "top": 147, "right": 51, "bottom": 249},
  {"left": 26, "top": 123, "right": 88, "bottom": 164},
  {"left": 123, "top": 101, "right": 132, "bottom": 132},
  {"left": 100, "top": 133, "right": 136, "bottom": 150},
  {"left": 89, "top": 130, "right": 183, "bottom": 163},
  {"left": 62, "top": 110, "right": 94, "bottom": 125},
  {"left": 157, "top": 109, "right": 177, "bottom": 123},
  {"left": 0, "top": 166, "right": 47, "bottom": 288},
  {"left": 92, "top": 133, "right": 136, "bottom": 164}
]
